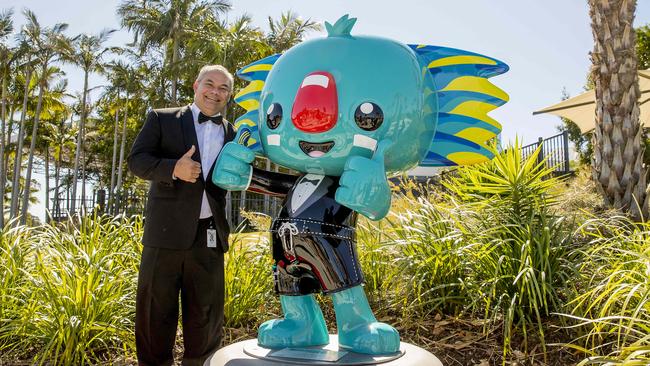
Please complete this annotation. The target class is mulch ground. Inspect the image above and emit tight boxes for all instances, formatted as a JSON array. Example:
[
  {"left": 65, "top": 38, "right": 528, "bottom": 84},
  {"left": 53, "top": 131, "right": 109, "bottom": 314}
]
[{"left": 0, "top": 315, "right": 583, "bottom": 366}]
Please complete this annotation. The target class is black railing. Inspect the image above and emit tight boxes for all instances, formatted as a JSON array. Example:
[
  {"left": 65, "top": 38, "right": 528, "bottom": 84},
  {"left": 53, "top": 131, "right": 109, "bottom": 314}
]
[
  {"left": 521, "top": 130, "right": 572, "bottom": 175},
  {"left": 52, "top": 132, "right": 572, "bottom": 225},
  {"left": 50, "top": 189, "right": 147, "bottom": 221},
  {"left": 226, "top": 191, "right": 283, "bottom": 229},
  {"left": 50, "top": 191, "right": 102, "bottom": 221}
]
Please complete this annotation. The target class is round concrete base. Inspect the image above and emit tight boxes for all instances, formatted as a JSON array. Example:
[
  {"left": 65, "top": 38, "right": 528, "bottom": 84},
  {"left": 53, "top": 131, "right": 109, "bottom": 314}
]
[{"left": 205, "top": 335, "right": 443, "bottom": 366}]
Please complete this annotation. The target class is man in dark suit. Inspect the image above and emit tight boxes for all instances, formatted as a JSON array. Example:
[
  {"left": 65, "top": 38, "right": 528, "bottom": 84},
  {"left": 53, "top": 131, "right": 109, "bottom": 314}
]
[{"left": 128, "top": 65, "right": 236, "bottom": 366}]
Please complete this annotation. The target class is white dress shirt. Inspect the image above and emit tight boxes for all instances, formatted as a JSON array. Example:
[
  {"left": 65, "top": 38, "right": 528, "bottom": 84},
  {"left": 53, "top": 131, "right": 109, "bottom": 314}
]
[{"left": 190, "top": 103, "right": 225, "bottom": 219}]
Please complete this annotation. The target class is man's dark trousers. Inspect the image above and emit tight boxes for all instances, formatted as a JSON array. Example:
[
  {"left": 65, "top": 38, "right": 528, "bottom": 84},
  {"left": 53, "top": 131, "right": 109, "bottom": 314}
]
[{"left": 135, "top": 218, "right": 224, "bottom": 366}]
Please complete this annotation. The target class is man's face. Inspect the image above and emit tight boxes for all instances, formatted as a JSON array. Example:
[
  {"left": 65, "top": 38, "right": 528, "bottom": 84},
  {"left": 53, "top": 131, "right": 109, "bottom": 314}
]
[{"left": 193, "top": 70, "right": 232, "bottom": 116}]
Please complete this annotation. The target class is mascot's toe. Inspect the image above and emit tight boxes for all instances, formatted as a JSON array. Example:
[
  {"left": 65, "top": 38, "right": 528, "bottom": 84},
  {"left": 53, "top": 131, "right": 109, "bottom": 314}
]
[{"left": 338, "top": 321, "right": 400, "bottom": 355}]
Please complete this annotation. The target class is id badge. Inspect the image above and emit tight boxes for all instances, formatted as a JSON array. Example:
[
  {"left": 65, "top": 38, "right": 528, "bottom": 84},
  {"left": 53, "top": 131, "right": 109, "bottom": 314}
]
[{"left": 207, "top": 229, "right": 217, "bottom": 248}]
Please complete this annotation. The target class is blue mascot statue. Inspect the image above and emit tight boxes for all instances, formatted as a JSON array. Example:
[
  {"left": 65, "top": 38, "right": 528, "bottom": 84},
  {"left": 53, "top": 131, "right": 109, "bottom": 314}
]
[{"left": 213, "top": 14, "right": 509, "bottom": 355}]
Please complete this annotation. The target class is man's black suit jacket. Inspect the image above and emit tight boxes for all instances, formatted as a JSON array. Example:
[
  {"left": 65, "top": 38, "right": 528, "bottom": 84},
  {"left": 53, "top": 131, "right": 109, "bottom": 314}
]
[{"left": 127, "top": 105, "right": 235, "bottom": 252}]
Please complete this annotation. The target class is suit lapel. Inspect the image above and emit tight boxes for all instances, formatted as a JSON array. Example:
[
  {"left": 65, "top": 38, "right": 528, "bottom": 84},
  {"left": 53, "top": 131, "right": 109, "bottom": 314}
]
[
  {"left": 206, "top": 118, "right": 236, "bottom": 190},
  {"left": 180, "top": 105, "right": 201, "bottom": 162},
  {"left": 224, "top": 119, "right": 236, "bottom": 143}
]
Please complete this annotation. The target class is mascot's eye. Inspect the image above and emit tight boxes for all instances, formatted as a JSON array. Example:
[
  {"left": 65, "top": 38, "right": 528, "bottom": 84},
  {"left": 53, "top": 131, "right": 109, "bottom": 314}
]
[
  {"left": 266, "top": 103, "right": 282, "bottom": 129},
  {"left": 354, "top": 102, "right": 383, "bottom": 131}
]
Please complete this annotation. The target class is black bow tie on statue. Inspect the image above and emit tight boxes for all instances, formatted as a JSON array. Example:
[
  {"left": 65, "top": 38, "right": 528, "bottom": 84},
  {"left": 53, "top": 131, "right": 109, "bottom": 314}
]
[
  {"left": 198, "top": 112, "right": 223, "bottom": 125},
  {"left": 300, "top": 177, "right": 322, "bottom": 186}
]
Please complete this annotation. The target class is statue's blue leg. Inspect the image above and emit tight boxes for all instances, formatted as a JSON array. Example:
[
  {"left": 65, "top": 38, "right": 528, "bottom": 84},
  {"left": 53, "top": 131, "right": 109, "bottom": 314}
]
[
  {"left": 258, "top": 294, "right": 329, "bottom": 348},
  {"left": 332, "top": 286, "right": 400, "bottom": 354}
]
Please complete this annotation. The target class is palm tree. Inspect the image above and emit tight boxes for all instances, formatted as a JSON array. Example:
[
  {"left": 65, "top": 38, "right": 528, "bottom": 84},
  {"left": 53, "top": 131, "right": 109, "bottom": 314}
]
[
  {"left": 0, "top": 8, "right": 14, "bottom": 227},
  {"left": 102, "top": 59, "right": 131, "bottom": 212},
  {"left": 219, "top": 14, "right": 271, "bottom": 70},
  {"left": 18, "top": 9, "right": 70, "bottom": 224},
  {"left": 64, "top": 29, "right": 114, "bottom": 215},
  {"left": 109, "top": 103, "right": 119, "bottom": 214},
  {"left": 48, "top": 110, "right": 75, "bottom": 219},
  {"left": 588, "top": 0, "right": 646, "bottom": 219},
  {"left": 103, "top": 58, "right": 146, "bottom": 212},
  {"left": 181, "top": 13, "right": 271, "bottom": 119},
  {"left": 266, "top": 11, "right": 322, "bottom": 53},
  {"left": 35, "top": 76, "right": 68, "bottom": 219},
  {"left": 117, "top": 0, "right": 230, "bottom": 104},
  {"left": 116, "top": 64, "right": 137, "bottom": 200},
  {"left": 9, "top": 51, "right": 35, "bottom": 220}
]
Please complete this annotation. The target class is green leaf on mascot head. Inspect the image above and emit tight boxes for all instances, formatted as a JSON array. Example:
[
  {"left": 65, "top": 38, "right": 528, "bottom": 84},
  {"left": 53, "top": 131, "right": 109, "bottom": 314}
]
[{"left": 325, "top": 14, "right": 357, "bottom": 37}]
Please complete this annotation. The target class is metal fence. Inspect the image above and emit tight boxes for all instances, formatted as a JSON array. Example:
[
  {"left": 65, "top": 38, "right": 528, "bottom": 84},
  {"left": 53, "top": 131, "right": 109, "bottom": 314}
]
[
  {"left": 50, "top": 189, "right": 147, "bottom": 222},
  {"left": 51, "top": 188, "right": 281, "bottom": 229},
  {"left": 521, "top": 130, "right": 572, "bottom": 176},
  {"left": 50, "top": 191, "right": 104, "bottom": 221},
  {"left": 52, "top": 131, "right": 572, "bottom": 225},
  {"left": 226, "top": 191, "right": 283, "bottom": 229}
]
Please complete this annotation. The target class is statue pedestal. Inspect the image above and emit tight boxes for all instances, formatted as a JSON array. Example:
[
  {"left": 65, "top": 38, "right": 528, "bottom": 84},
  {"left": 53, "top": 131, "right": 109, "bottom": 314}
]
[{"left": 205, "top": 335, "right": 443, "bottom": 365}]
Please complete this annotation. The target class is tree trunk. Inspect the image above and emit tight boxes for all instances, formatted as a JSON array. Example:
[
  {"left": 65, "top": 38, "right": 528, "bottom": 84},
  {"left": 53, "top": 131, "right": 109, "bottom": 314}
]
[
  {"left": 4, "top": 103, "right": 14, "bottom": 179},
  {"left": 109, "top": 107, "right": 119, "bottom": 214},
  {"left": 0, "top": 66, "right": 7, "bottom": 228},
  {"left": 171, "top": 34, "right": 179, "bottom": 105},
  {"left": 116, "top": 91, "right": 129, "bottom": 209},
  {"left": 54, "top": 137, "right": 61, "bottom": 221},
  {"left": 21, "top": 60, "right": 48, "bottom": 224},
  {"left": 53, "top": 117, "right": 67, "bottom": 221},
  {"left": 44, "top": 143, "right": 49, "bottom": 222},
  {"left": 81, "top": 143, "right": 86, "bottom": 214},
  {"left": 10, "top": 67, "right": 32, "bottom": 221},
  {"left": 588, "top": 0, "right": 646, "bottom": 219},
  {"left": 71, "top": 70, "right": 89, "bottom": 215}
]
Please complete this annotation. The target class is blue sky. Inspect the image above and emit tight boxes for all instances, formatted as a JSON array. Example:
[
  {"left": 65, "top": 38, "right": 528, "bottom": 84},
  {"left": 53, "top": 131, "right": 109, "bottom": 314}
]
[
  {"left": 4, "top": 0, "right": 650, "bottom": 219},
  {"left": 6, "top": 0, "right": 650, "bottom": 143}
]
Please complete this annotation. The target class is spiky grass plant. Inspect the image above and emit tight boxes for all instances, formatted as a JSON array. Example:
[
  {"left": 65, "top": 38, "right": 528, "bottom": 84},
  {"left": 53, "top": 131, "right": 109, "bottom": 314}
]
[
  {"left": 0, "top": 214, "right": 141, "bottom": 365},
  {"left": 224, "top": 232, "right": 276, "bottom": 328},
  {"left": 562, "top": 215, "right": 650, "bottom": 365},
  {"left": 0, "top": 220, "right": 35, "bottom": 353},
  {"left": 356, "top": 219, "right": 402, "bottom": 313},
  {"left": 443, "top": 141, "right": 575, "bottom": 361},
  {"left": 386, "top": 197, "right": 469, "bottom": 317}
]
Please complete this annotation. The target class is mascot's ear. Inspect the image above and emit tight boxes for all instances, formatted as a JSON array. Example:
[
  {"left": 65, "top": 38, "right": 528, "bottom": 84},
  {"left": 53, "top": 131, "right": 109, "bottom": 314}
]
[
  {"left": 409, "top": 44, "right": 509, "bottom": 167},
  {"left": 234, "top": 53, "right": 282, "bottom": 154}
]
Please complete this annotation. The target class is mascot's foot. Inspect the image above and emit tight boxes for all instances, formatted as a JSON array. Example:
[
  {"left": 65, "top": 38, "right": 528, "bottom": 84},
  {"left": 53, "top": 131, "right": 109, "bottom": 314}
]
[
  {"left": 258, "top": 294, "right": 329, "bottom": 348},
  {"left": 338, "top": 321, "right": 400, "bottom": 354},
  {"left": 332, "top": 286, "right": 400, "bottom": 354}
]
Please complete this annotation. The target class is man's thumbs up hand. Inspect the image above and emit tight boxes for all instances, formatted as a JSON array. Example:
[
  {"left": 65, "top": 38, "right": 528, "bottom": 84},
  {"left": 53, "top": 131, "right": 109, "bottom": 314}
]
[{"left": 173, "top": 145, "right": 202, "bottom": 183}]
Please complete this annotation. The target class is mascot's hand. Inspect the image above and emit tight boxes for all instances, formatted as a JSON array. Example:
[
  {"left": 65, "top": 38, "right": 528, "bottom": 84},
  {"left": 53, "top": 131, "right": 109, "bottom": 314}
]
[
  {"left": 211, "top": 142, "right": 255, "bottom": 191},
  {"left": 335, "top": 139, "right": 392, "bottom": 220}
]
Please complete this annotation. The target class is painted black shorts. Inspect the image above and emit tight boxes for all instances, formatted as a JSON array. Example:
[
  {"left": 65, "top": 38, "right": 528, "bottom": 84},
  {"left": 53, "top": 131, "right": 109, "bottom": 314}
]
[{"left": 270, "top": 218, "right": 364, "bottom": 295}]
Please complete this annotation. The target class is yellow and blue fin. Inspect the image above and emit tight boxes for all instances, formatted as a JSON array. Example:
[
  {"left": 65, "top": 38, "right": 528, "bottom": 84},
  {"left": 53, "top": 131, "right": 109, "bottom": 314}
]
[
  {"left": 234, "top": 53, "right": 282, "bottom": 153},
  {"left": 409, "top": 44, "right": 509, "bottom": 166}
]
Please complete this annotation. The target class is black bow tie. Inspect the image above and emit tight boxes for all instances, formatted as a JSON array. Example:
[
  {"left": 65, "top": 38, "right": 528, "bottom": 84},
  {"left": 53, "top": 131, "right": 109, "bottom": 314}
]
[
  {"left": 198, "top": 112, "right": 223, "bottom": 125},
  {"left": 300, "top": 177, "right": 321, "bottom": 186}
]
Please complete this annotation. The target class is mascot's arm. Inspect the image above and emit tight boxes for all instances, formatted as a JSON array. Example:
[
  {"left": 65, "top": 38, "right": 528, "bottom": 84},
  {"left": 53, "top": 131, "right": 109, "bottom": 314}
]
[
  {"left": 211, "top": 141, "right": 298, "bottom": 196},
  {"left": 248, "top": 168, "right": 298, "bottom": 198},
  {"left": 212, "top": 142, "right": 255, "bottom": 191}
]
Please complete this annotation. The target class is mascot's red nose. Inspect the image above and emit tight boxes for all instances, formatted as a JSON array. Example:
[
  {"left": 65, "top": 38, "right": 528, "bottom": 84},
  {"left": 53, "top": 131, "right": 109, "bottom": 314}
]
[{"left": 291, "top": 71, "right": 338, "bottom": 133}]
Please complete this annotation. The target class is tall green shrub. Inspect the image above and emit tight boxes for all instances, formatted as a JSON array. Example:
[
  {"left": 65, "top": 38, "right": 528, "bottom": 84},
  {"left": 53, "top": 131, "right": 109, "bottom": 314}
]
[
  {"left": 443, "top": 142, "right": 575, "bottom": 360},
  {"left": 564, "top": 215, "right": 650, "bottom": 365},
  {"left": 0, "top": 215, "right": 141, "bottom": 365}
]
